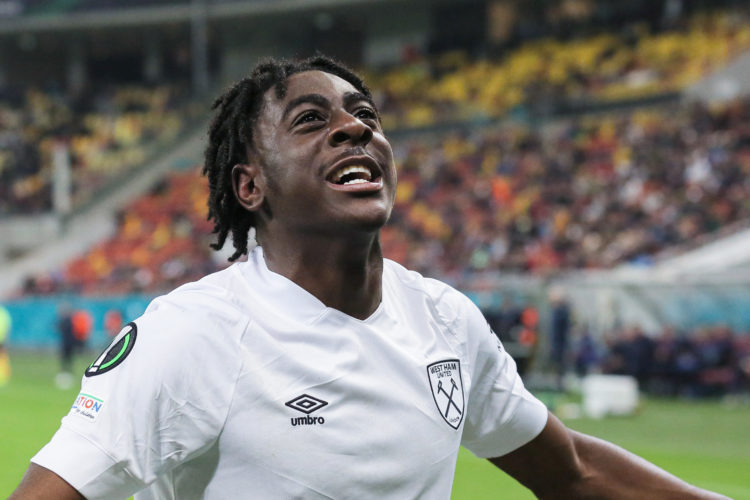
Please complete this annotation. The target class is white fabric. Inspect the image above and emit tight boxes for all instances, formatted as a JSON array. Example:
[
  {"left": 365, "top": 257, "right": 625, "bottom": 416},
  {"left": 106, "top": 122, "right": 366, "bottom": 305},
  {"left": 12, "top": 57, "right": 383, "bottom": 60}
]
[{"left": 33, "top": 247, "right": 547, "bottom": 499}]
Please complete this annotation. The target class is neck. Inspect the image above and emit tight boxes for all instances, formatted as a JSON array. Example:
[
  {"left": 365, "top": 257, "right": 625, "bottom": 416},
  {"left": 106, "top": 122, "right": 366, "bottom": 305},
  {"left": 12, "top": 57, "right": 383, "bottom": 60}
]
[{"left": 259, "top": 229, "right": 384, "bottom": 320}]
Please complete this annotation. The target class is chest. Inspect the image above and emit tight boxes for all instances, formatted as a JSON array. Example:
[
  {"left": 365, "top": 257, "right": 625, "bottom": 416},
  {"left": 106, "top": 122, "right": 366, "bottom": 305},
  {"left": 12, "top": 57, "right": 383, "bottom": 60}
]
[{"left": 215, "top": 317, "right": 471, "bottom": 496}]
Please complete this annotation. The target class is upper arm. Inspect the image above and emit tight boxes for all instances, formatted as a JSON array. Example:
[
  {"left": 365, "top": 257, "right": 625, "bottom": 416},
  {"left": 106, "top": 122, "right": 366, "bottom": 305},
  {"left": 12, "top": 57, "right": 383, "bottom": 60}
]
[
  {"left": 10, "top": 463, "right": 85, "bottom": 500},
  {"left": 489, "top": 411, "right": 586, "bottom": 498},
  {"left": 27, "top": 301, "right": 247, "bottom": 498},
  {"left": 459, "top": 294, "right": 548, "bottom": 457},
  {"left": 489, "top": 411, "right": 730, "bottom": 500}
]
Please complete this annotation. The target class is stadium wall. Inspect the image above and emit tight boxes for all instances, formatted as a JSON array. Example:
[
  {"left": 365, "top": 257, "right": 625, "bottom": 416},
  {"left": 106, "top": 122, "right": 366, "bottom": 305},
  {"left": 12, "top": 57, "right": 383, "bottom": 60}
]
[
  {"left": 0, "top": 127, "right": 207, "bottom": 300},
  {"left": 4, "top": 294, "right": 151, "bottom": 349},
  {"left": 685, "top": 51, "right": 750, "bottom": 103},
  {"left": 5, "top": 269, "right": 750, "bottom": 350},
  {"left": 361, "top": 6, "right": 430, "bottom": 66},
  {"left": 0, "top": 215, "right": 60, "bottom": 260},
  {"left": 218, "top": 1, "right": 432, "bottom": 81},
  {"left": 653, "top": 225, "right": 750, "bottom": 274}
]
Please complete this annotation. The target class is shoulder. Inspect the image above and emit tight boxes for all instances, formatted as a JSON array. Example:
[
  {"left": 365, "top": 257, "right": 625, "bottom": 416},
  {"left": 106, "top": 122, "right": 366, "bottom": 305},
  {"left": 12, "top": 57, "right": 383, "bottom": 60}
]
[
  {"left": 81, "top": 267, "right": 250, "bottom": 391},
  {"left": 134, "top": 265, "right": 250, "bottom": 353},
  {"left": 150, "top": 265, "right": 246, "bottom": 320},
  {"left": 383, "top": 259, "right": 479, "bottom": 331}
]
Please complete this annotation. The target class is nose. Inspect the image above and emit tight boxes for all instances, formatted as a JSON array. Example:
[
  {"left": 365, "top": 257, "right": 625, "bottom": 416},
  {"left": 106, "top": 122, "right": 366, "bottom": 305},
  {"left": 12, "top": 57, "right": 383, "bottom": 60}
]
[{"left": 328, "top": 111, "right": 373, "bottom": 147}]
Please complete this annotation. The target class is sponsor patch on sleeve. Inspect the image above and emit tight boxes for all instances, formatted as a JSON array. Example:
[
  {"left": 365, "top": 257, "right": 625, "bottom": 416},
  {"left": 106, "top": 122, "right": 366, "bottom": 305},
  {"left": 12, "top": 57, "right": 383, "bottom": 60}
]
[
  {"left": 85, "top": 322, "right": 137, "bottom": 377},
  {"left": 70, "top": 392, "right": 105, "bottom": 422}
]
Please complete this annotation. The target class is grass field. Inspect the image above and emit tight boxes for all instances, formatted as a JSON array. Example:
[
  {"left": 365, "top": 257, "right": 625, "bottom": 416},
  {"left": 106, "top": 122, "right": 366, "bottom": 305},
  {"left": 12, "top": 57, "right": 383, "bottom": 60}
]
[{"left": 2, "top": 351, "right": 749, "bottom": 499}]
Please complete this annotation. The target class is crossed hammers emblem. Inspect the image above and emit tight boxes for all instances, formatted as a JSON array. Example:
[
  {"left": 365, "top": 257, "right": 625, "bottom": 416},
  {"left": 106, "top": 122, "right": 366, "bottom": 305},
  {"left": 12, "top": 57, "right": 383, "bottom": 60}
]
[{"left": 437, "top": 378, "right": 462, "bottom": 418}]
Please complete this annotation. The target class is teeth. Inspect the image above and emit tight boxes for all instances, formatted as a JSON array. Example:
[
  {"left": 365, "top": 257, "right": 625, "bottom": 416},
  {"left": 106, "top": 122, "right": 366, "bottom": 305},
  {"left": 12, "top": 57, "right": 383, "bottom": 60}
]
[
  {"left": 332, "top": 165, "right": 372, "bottom": 183},
  {"left": 343, "top": 178, "right": 369, "bottom": 185}
]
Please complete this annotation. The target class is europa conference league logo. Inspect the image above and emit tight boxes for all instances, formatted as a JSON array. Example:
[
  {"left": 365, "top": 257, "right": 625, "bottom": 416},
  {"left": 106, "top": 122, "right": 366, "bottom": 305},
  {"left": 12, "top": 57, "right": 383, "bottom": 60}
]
[{"left": 85, "top": 323, "right": 137, "bottom": 377}]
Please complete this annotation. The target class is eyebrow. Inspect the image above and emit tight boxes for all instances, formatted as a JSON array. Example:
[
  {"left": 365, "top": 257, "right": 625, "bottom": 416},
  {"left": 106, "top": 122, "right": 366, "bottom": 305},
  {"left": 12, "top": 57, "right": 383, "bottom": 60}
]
[
  {"left": 281, "top": 91, "right": 379, "bottom": 122},
  {"left": 282, "top": 93, "right": 330, "bottom": 122},
  {"left": 343, "top": 91, "right": 377, "bottom": 112}
]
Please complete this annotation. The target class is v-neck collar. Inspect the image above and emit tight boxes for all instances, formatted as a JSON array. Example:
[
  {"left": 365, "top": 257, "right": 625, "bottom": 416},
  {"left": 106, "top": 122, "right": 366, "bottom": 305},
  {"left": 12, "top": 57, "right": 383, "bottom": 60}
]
[{"left": 240, "top": 246, "right": 392, "bottom": 326}]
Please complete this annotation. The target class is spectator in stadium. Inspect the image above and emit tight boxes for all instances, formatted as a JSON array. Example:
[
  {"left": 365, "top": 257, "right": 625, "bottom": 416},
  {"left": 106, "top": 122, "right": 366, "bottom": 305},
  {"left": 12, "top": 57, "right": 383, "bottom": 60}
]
[
  {"left": 70, "top": 308, "right": 93, "bottom": 352},
  {"left": 486, "top": 294, "right": 523, "bottom": 343},
  {"left": 695, "top": 325, "right": 735, "bottom": 397},
  {"left": 54, "top": 303, "right": 77, "bottom": 390},
  {"left": 592, "top": 323, "right": 750, "bottom": 399},
  {"left": 626, "top": 326, "right": 655, "bottom": 390},
  {"left": 650, "top": 326, "right": 680, "bottom": 395},
  {"left": 103, "top": 308, "right": 124, "bottom": 340},
  {"left": 548, "top": 285, "right": 571, "bottom": 390},
  {"left": 737, "top": 339, "right": 750, "bottom": 395},
  {"left": 573, "top": 328, "right": 599, "bottom": 378},
  {"left": 12, "top": 56, "right": 729, "bottom": 500},
  {"left": 0, "top": 303, "right": 11, "bottom": 386}
]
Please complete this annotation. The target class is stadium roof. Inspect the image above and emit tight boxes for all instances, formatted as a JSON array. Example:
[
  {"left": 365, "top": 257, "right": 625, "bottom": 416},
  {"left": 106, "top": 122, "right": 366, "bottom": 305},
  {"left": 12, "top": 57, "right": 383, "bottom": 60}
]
[{"left": 0, "top": 0, "right": 414, "bottom": 34}]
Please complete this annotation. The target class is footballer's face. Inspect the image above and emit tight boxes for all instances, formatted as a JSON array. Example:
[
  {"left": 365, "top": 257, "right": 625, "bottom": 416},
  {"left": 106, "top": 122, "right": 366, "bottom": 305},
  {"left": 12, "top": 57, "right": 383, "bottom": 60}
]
[{"left": 244, "top": 70, "right": 396, "bottom": 237}]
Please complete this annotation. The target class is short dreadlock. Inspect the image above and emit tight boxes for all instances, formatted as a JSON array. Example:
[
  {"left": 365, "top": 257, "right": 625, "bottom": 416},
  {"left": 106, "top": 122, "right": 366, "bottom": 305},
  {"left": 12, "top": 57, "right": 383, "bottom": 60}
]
[{"left": 203, "top": 55, "right": 373, "bottom": 261}]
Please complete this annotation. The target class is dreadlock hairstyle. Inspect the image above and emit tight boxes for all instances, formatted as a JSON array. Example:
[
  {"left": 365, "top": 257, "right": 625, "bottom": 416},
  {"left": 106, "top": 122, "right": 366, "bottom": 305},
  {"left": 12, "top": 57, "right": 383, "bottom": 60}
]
[{"left": 202, "top": 55, "right": 373, "bottom": 261}]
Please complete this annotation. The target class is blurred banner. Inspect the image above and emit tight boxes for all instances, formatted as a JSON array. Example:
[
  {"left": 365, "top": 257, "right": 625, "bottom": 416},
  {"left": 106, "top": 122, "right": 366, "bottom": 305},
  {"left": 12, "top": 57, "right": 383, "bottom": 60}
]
[{"left": 4, "top": 295, "right": 152, "bottom": 349}]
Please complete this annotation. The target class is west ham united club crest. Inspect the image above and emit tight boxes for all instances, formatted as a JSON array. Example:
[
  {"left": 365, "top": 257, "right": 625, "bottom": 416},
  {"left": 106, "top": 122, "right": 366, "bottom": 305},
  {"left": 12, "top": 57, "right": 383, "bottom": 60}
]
[{"left": 427, "top": 359, "right": 465, "bottom": 429}]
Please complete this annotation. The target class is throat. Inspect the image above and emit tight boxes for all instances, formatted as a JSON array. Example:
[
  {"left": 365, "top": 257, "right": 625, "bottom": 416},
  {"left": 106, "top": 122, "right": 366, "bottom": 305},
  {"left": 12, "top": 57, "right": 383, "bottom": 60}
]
[{"left": 262, "top": 239, "right": 384, "bottom": 320}]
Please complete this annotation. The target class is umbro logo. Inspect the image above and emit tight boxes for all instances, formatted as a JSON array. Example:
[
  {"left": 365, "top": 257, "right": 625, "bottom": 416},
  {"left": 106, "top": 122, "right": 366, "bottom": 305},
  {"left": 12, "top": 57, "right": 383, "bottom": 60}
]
[{"left": 286, "top": 394, "right": 328, "bottom": 427}]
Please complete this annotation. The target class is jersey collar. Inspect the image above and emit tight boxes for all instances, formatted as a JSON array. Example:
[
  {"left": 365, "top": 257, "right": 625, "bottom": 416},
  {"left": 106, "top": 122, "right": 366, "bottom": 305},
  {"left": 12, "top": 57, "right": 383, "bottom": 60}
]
[{"left": 242, "top": 247, "right": 392, "bottom": 326}]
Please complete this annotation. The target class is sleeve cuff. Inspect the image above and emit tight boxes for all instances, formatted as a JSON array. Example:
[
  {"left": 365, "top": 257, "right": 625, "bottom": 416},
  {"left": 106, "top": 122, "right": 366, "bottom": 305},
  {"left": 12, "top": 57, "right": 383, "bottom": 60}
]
[
  {"left": 463, "top": 399, "right": 549, "bottom": 458},
  {"left": 32, "top": 426, "right": 141, "bottom": 499}
]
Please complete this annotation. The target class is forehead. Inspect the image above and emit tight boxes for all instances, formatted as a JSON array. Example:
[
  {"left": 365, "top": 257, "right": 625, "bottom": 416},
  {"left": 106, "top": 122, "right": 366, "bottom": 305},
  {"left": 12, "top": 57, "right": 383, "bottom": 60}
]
[
  {"left": 261, "top": 70, "right": 360, "bottom": 116},
  {"left": 284, "top": 70, "right": 359, "bottom": 101}
]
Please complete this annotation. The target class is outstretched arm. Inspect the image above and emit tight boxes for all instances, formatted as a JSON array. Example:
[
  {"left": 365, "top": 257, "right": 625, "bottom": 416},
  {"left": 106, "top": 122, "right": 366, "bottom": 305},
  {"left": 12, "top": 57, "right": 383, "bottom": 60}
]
[
  {"left": 9, "top": 463, "right": 84, "bottom": 500},
  {"left": 490, "top": 411, "right": 730, "bottom": 500}
]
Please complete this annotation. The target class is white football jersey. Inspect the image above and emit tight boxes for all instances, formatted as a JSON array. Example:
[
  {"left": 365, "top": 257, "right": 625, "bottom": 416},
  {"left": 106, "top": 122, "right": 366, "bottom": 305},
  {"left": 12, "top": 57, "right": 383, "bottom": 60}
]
[{"left": 33, "top": 247, "right": 547, "bottom": 499}]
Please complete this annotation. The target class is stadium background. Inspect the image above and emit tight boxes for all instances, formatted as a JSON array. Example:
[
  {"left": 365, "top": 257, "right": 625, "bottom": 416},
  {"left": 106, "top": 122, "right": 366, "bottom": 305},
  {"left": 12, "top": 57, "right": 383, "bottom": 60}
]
[{"left": 0, "top": 0, "right": 749, "bottom": 497}]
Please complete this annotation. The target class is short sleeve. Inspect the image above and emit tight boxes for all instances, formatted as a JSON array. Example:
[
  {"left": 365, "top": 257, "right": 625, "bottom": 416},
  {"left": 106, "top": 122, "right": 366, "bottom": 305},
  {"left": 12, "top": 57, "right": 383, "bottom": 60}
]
[
  {"left": 32, "top": 297, "right": 247, "bottom": 499},
  {"left": 460, "top": 297, "right": 548, "bottom": 458}
]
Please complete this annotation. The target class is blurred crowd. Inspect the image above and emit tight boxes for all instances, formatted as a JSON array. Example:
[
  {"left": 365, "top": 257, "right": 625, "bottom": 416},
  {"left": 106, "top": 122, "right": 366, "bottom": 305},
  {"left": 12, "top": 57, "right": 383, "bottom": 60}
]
[
  {"left": 20, "top": 169, "right": 218, "bottom": 296},
  {"left": 3, "top": 2, "right": 750, "bottom": 404},
  {"left": 17, "top": 93, "right": 750, "bottom": 296},
  {"left": 579, "top": 324, "right": 750, "bottom": 398},
  {"left": 368, "top": 8, "right": 750, "bottom": 129},
  {"left": 482, "top": 291, "right": 750, "bottom": 398},
  {"left": 4, "top": 7, "right": 750, "bottom": 217},
  {"left": 0, "top": 83, "right": 194, "bottom": 215},
  {"left": 484, "top": 291, "right": 750, "bottom": 398},
  {"left": 384, "top": 97, "right": 750, "bottom": 286}
]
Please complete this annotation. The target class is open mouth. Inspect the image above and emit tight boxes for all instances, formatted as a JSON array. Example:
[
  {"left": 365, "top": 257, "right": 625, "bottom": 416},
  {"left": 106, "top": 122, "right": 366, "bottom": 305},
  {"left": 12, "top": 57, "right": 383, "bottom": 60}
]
[{"left": 328, "top": 164, "right": 380, "bottom": 186}]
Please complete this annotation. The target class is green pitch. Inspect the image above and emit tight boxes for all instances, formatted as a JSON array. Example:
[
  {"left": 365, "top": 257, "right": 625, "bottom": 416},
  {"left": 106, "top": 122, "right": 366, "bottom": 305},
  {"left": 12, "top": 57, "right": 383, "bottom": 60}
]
[{"left": 2, "top": 351, "right": 749, "bottom": 499}]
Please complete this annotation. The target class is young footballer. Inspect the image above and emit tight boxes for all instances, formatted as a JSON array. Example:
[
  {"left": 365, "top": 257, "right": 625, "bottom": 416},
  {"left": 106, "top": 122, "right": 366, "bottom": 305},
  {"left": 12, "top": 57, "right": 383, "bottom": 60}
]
[{"left": 11, "top": 56, "right": 729, "bottom": 500}]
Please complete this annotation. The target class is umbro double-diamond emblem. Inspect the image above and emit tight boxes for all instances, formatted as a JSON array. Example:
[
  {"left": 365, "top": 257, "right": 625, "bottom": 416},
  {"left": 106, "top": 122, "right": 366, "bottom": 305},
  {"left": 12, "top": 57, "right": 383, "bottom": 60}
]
[{"left": 286, "top": 394, "right": 328, "bottom": 426}]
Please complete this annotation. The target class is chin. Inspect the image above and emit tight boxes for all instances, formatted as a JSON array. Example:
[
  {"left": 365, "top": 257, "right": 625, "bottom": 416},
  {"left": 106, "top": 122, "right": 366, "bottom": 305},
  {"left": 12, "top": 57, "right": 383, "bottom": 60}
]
[
  {"left": 339, "top": 211, "right": 391, "bottom": 234},
  {"left": 353, "top": 217, "right": 390, "bottom": 233}
]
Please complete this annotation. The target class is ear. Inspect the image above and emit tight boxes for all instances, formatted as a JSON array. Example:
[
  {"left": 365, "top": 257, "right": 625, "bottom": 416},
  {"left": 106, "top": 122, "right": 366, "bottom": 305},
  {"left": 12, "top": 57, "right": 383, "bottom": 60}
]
[{"left": 232, "top": 163, "right": 265, "bottom": 212}]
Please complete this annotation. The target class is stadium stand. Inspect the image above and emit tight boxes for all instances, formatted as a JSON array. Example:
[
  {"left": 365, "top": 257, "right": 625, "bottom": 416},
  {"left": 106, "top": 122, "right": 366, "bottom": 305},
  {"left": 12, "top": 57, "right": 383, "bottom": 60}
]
[
  {"left": 0, "top": 83, "right": 196, "bottom": 216},
  {"left": 384, "top": 97, "right": 750, "bottom": 281},
  {"left": 369, "top": 8, "right": 750, "bottom": 129},
  {"left": 4, "top": 6, "right": 749, "bottom": 218},
  {"left": 13, "top": 93, "right": 750, "bottom": 297},
  {"left": 59, "top": 169, "right": 217, "bottom": 295},
  {"left": 4, "top": 6, "right": 750, "bottom": 216},
  {"left": 3, "top": 0, "right": 750, "bottom": 404}
]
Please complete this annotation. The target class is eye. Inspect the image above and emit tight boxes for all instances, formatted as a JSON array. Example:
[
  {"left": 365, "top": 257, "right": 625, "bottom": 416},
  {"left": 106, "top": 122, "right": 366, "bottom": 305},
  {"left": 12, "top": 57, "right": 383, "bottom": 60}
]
[
  {"left": 294, "top": 110, "right": 324, "bottom": 126},
  {"left": 354, "top": 107, "right": 378, "bottom": 122}
]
